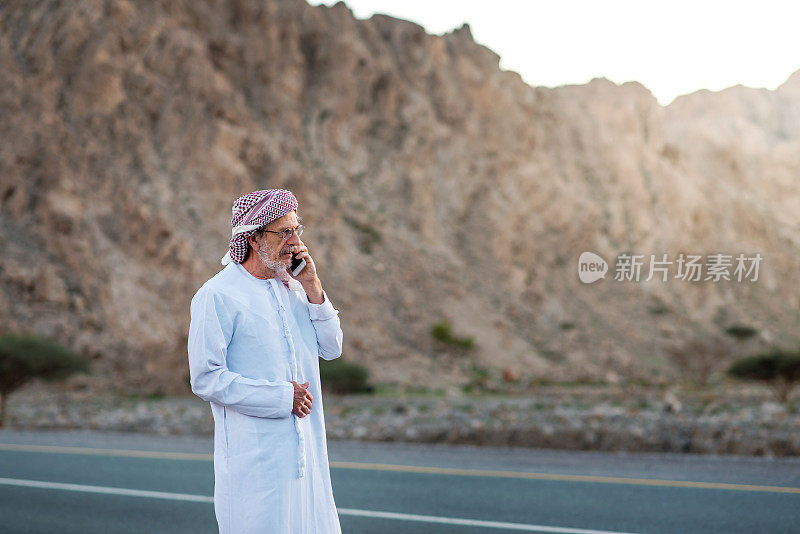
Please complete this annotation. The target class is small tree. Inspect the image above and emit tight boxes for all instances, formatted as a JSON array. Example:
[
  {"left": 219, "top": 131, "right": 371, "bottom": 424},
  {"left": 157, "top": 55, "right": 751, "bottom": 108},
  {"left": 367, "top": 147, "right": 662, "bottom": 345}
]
[
  {"left": 0, "top": 333, "right": 90, "bottom": 426},
  {"left": 727, "top": 350, "right": 800, "bottom": 405}
]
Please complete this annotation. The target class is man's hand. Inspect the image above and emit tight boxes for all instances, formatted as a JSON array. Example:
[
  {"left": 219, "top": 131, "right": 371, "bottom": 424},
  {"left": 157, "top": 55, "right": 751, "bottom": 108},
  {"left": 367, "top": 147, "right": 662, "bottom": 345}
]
[
  {"left": 289, "top": 240, "right": 324, "bottom": 303},
  {"left": 291, "top": 381, "right": 313, "bottom": 417},
  {"left": 288, "top": 240, "right": 317, "bottom": 283}
]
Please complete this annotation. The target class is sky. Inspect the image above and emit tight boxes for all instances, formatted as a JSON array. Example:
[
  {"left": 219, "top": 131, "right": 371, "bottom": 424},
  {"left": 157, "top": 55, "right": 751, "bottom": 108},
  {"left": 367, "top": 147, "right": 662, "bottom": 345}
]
[{"left": 307, "top": 0, "right": 800, "bottom": 105}]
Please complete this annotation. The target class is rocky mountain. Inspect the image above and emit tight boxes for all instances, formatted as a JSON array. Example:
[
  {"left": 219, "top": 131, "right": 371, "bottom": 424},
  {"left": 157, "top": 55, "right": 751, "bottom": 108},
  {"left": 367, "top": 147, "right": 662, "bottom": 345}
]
[{"left": 1, "top": 0, "right": 798, "bottom": 394}]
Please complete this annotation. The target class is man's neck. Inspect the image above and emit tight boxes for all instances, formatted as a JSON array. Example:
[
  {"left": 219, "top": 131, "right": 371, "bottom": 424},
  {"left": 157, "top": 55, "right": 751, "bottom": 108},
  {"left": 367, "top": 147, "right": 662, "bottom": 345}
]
[{"left": 241, "top": 255, "right": 276, "bottom": 279}]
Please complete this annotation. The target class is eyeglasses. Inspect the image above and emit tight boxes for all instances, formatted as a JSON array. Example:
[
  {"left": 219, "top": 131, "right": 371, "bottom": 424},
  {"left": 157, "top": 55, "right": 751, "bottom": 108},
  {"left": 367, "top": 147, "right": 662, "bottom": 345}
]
[{"left": 260, "top": 225, "right": 304, "bottom": 240}]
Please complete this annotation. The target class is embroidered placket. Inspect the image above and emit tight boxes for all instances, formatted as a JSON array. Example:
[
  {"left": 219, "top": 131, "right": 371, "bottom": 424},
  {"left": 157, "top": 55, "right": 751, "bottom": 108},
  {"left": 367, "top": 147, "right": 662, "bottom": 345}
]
[{"left": 267, "top": 280, "right": 307, "bottom": 479}]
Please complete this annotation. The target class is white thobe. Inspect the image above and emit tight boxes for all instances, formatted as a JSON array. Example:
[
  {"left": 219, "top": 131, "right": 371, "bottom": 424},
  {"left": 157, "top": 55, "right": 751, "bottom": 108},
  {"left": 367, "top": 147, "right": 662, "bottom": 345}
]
[{"left": 188, "top": 262, "right": 343, "bottom": 534}]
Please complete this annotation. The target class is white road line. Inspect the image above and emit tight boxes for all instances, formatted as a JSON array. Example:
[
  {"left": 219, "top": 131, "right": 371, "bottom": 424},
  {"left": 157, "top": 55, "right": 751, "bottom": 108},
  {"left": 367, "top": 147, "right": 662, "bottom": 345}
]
[
  {"left": 0, "top": 477, "right": 638, "bottom": 533},
  {"left": 0, "top": 477, "right": 213, "bottom": 503},
  {"left": 337, "top": 507, "right": 640, "bottom": 533}
]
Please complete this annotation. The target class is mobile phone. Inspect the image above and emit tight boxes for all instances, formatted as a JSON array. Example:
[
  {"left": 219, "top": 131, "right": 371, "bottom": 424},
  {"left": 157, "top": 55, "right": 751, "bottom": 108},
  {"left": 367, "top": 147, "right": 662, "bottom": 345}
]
[{"left": 291, "top": 253, "right": 306, "bottom": 276}]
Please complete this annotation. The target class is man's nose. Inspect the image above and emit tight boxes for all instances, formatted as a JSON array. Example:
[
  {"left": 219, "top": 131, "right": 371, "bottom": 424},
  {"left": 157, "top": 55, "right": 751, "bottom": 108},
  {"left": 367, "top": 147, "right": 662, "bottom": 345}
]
[{"left": 286, "top": 230, "right": 301, "bottom": 244}]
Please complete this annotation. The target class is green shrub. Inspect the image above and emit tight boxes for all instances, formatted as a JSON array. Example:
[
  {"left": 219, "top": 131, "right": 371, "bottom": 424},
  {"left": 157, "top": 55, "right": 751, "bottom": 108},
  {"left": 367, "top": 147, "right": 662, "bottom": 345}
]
[
  {"left": 319, "top": 359, "right": 371, "bottom": 394},
  {"left": 430, "top": 321, "right": 474, "bottom": 350},
  {"left": 724, "top": 324, "right": 759, "bottom": 340},
  {"left": 728, "top": 350, "right": 800, "bottom": 404},
  {"left": 469, "top": 364, "right": 490, "bottom": 388},
  {"left": 0, "top": 333, "right": 90, "bottom": 426}
]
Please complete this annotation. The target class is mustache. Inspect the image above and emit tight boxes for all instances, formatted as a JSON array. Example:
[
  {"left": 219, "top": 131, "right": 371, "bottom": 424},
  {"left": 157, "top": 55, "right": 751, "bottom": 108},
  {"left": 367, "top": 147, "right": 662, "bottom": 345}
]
[{"left": 281, "top": 245, "right": 298, "bottom": 255}]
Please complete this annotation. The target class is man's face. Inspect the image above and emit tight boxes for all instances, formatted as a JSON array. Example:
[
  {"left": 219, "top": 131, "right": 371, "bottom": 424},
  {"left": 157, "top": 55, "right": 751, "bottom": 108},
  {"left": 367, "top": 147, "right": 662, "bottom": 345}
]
[{"left": 252, "top": 211, "right": 302, "bottom": 271}]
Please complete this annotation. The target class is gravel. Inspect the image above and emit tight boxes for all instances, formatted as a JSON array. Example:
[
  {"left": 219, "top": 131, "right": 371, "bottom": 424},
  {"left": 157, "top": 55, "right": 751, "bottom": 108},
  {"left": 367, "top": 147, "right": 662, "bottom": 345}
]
[{"left": 5, "top": 385, "right": 799, "bottom": 457}]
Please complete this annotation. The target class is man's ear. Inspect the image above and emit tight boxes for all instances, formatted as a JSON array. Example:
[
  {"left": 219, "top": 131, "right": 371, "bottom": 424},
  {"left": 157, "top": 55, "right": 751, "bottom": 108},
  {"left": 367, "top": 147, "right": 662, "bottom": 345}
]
[{"left": 247, "top": 233, "right": 259, "bottom": 252}]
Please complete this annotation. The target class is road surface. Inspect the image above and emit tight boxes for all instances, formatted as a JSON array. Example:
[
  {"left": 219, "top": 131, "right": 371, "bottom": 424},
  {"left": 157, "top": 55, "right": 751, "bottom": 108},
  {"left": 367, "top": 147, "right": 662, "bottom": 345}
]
[{"left": 0, "top": 429, "right": 798, "bottom": 533}]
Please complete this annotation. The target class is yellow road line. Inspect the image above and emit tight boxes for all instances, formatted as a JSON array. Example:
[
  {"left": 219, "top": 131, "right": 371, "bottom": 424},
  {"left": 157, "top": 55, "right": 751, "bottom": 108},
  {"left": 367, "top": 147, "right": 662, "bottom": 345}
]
[
  {"left": 0, "top": 443, "right": 211, "bottom": 461},
  {"left": 1, "top": 443, "right": 798, "bottom": 494},
  {"left": 330, "top": 461, "right": 800, "bottom": 494}
]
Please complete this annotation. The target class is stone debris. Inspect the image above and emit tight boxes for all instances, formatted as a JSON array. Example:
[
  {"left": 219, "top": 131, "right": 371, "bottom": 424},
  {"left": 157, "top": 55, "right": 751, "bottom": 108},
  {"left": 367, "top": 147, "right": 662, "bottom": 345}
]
[{"left": 5, "top": 388, "right": 799, "bottom": 456}]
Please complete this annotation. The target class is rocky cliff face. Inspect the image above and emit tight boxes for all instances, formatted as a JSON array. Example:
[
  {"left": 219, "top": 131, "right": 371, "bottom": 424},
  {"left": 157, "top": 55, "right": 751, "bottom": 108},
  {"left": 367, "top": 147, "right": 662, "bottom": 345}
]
[{"left": 1, "top": 0, "right": 798, "bottom": 393}]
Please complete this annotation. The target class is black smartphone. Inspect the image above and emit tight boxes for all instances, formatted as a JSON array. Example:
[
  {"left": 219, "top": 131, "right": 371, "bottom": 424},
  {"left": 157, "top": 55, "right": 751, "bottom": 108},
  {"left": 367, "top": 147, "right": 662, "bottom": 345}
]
[{"left": 291, "top": 253, "right": 306, "bottom": 276}]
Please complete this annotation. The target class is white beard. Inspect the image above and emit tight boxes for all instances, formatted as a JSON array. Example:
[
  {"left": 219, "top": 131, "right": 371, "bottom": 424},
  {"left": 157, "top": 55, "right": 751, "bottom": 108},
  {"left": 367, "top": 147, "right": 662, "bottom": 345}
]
[{"left": 257, "top": 243, "right": 291, "bottom": 273}]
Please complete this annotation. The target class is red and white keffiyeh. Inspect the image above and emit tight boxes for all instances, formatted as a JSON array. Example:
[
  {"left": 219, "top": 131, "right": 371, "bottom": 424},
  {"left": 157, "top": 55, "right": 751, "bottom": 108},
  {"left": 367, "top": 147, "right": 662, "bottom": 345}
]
[{"left": 221, "top": 189, "right": 298, "bottom": 265}]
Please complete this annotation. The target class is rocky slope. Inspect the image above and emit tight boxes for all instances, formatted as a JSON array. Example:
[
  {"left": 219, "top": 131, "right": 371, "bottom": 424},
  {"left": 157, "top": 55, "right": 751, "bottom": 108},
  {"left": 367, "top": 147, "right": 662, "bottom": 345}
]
[{"left": 1, "top": 0, "right": 799, "bottom": 393}]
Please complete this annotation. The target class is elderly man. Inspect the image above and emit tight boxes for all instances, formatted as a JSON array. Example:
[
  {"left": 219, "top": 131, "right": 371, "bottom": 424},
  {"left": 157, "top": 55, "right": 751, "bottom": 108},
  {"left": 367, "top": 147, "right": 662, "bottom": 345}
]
[{"left": 188, "top": 189, "right": 343, "bottom": 533}]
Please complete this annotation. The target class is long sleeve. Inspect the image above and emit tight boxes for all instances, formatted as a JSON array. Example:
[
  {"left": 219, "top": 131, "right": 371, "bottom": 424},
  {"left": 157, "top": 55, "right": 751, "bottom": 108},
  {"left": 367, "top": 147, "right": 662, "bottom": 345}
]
[
  {"left": 188, "top": 288, "right": 294, "bottom": 418},
  {"left": 306, "top": 289, "right": 343, "bottom": 360}
]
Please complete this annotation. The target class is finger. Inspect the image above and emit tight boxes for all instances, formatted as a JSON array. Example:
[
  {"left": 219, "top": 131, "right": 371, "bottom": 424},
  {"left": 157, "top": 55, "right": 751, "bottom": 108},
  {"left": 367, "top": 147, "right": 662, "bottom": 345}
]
[{"left": 303, "top": 382, "right": 310, "bottom": 388}]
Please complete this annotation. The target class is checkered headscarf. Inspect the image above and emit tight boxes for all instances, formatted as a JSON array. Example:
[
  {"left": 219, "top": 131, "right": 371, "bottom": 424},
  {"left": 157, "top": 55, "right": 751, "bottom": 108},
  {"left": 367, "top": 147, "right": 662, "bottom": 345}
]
[{"left": 221, "top": 189, "right": 299, "bottom": 265}]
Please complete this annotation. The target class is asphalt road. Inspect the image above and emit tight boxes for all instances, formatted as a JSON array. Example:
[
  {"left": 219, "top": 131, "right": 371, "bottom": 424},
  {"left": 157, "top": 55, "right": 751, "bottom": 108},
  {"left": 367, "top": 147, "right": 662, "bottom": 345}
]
[{"left": 0, "top": 429, "right": 798, "bottom": 533}]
